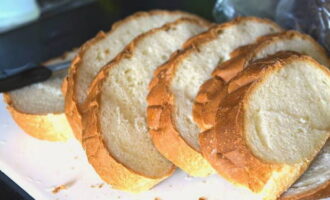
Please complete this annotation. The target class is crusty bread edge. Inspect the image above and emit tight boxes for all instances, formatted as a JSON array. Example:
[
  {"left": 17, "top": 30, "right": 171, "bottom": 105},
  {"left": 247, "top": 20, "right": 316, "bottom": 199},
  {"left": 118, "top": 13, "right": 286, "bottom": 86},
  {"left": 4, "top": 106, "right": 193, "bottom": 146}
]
[
  {"left": 3, "top": 50, "right": 77, "bottom": 141},
  {"left": 147, "top": 49, "right": 215, "bottom": 177},
  {"left": 147, "top": 17, "right": 281, "bottom": 177},
  {"left": 243, "top": 54, "right": 330, "bottom": 199},
  {"left": 194, "top": 30, "right": 330, "bottom": 131},
  {"left": 199, "top": 53, "right": 330, "bottom": 199},
  {"left": 81, "top": 18, "right": 210, "bottom": 192},
  {"left": 3, "top": 93, "right": 73, "bottom": 141},
  {"left": 196, "top": 31, "right": 330, "bottom": 199},
  {"left": 64, "top": 9, "right": 211, "bottom": 142}
]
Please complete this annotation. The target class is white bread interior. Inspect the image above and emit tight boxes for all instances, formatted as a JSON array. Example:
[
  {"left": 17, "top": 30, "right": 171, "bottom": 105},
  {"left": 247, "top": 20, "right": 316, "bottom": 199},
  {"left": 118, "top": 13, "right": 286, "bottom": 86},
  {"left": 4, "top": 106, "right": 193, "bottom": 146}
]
[
  {"left": 200, "top": 31, "right": 330, "bottom": 199},
  {"left": 253, "top": 33, "right": 330, "bottom": 66},
  {"left": 246, "top": 59, "right": 330, "bottom": 164},
  {"left": 75, "top": 11, "right": 198, "bottom": 106},
  {"left": 84, "top": 19, "right": 209, "bottom": 183},
  {"left": 9, "top": 51, "right": 76, "bottom": 114},
  {"left": 3, "top": 50, "right": 76, "bottom": 141},
  {"left": 170, "top": 18, "right": 281, "bottom": 150},
  {"left": 99, "top": 20, "right": 207, "bottom": 176},
  {"left": 199, "top": 53, "right": 330, "bottom": 200}
]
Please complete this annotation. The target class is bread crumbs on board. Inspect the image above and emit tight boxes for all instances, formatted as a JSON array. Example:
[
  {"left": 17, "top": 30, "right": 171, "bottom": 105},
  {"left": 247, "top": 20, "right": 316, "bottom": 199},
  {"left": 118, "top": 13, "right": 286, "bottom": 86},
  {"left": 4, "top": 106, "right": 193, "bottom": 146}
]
[
  {"left": 52, "top": 185, "right": 67, "bottom": 194},
  {"left": 90, "top": 183, "right": 104, "bottom": 188}
]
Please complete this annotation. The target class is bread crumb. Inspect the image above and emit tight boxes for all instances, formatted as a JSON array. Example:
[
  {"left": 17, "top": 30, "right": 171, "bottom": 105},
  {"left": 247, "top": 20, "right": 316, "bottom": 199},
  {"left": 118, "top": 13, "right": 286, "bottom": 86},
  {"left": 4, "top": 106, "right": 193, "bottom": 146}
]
[
  {"left": 90, "top": 183, "right": 104, "bottom": 188},
  {"left": 52, "top": 185, "right": 67, "bottom": 194},
  {"left": 154, "top": 198, "right": 161, "bottom": 200},
  {"left": 52, "top": 180, "right": 76, "bottom": 194},
  {"left": 199, "top": 197, "right": 207, "bottom": 200}
]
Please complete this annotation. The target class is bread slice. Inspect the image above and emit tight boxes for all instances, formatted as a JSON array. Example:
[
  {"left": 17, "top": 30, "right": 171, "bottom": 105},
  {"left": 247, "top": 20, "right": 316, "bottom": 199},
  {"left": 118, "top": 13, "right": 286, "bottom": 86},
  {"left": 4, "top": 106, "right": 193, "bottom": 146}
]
[
  {"left": 81, "top": 18, "right": 209, "bottom": 193},
  {"left": 280, "top": 140, "right": 330, "bottom": 200},
  {"left": 64, "top": 10, "right": 209, "bottom": 141},
  {"left": 199, "top": 52, "right": 330, "bottom": 200},
  {"left": 3, "top": 50, "right": 76, "bottom": 141},
  {"left": 194, "top": 30, "right": 330, "bottom": 130},
  {"left": 196, "top": 31, "right": 330, "bottom": 199},
  {"left": 147, "top": 17, "right": 282, "bottom": 177}
]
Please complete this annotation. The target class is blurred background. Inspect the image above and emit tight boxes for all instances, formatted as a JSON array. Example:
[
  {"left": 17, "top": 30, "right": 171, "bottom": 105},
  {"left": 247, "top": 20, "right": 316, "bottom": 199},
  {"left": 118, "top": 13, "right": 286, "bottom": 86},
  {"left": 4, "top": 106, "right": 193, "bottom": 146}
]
[{"left": 0, "top": 0, "right": 215, "bottom": 73}]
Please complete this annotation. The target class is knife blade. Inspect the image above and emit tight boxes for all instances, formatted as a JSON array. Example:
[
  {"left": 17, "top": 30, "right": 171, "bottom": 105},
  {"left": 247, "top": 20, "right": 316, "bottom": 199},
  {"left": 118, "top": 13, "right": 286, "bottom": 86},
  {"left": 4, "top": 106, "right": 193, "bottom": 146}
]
[{"left": 0, "top": 61, "right": 71, "bottom": 93}]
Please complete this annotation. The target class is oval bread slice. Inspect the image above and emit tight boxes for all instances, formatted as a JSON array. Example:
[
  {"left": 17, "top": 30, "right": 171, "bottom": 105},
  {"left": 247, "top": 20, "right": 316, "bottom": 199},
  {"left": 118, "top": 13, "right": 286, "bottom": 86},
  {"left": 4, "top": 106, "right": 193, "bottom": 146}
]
[
  {"left": 3, "top": 50, "right": 76, "bottom": 141},
  {"left": 147, "top": 17, "right": 282, "bottom": 177},
  {"left": 199, "top": 52, "right": 330, "bottom": 200},
  {"left": 195, "top": 31, "right": 330, "bottom": 199},
  {"left": 195, "top": 30, "right": 330, "bottom": 130},
  {"left": 65, "top": 10, "right": 209, "bottom": 141},
  {"left": 81, "top": 18, "right": 210, "bottom": 193}
]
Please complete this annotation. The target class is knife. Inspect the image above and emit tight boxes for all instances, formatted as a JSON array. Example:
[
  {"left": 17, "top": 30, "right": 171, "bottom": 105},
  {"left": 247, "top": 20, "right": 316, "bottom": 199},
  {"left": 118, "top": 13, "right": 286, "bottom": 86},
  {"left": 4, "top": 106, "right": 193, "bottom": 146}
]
[{"left": 0, "top": 61, "right": 70, "bottom": 93}]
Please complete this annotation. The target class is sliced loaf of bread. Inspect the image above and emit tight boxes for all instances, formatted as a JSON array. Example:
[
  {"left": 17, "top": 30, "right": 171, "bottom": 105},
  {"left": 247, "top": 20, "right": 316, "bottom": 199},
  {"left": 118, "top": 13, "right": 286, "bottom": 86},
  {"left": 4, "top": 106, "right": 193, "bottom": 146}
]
[
  {"left": 199, "top": 52, "right": 330, "bottom": 200},
  {"left": 65, "top": 10, "right": 208, "bottom": 141},
  {"left": 147, "top": 17, "right": 282, "bottom": 177},
  {"left": 4, "top": 50, "right": 76, "bottom": 141},
  {"left": 81, "top": 18, "right": 210, "bottom": 193},
  {"left": 194, "top": 30, "right": 330, "bottom": 130}
]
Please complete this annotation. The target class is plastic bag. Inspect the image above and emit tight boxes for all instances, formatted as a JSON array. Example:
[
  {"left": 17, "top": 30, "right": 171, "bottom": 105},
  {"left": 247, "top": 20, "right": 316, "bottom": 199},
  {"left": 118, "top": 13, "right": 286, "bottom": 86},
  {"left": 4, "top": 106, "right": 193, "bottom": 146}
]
[{"left": 214, "top": 0, "right": 330, "bottom": 52}]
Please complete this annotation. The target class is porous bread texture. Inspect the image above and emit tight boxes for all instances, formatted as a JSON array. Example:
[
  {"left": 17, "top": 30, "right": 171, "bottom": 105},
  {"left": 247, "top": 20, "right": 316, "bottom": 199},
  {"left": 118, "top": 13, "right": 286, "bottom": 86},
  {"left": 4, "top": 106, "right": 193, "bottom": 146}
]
[
  {"left": 194, "top": 30, "right": 330, "bottom": 131},
  {"left": 199, "top": 52, "right": 330, "bottom": 200},
  {"left": 65, "top": 10, "right": 208, "bottom": 141},
  {"left": 171, "top": 18, "right": 281, "bottom": 150},
  {"left": 147, "top": 17, "right": 282, "bottom": 177},
  {"left": 246, "top": 58, "right": 330, "bottom": 164},
  {"left": 3, "top": 50, "right": 76, "bottom": 141},
  {"left": 8, "top": 71, "right": 66, "bottom": 114},
  {"left": 195, "top": 30, "right": 330, "bottom": 199},
  {"left": 82, "top": 18, "right": 209, "bottom": 193},
  {"left": 281, "top": 140, "right": 330, "bottom": 200}
]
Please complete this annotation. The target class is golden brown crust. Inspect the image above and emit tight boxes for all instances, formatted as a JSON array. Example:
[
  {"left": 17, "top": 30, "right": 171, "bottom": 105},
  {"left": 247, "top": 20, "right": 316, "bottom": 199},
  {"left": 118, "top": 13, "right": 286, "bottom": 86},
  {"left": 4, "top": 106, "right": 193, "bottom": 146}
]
[
  {"left": 196, "top": 31, "right": 330, "bottom": 199},
  {"left": 199, "top": 52, "right": 330, "bottom": 198},
  {"left": 81, "top": 18, "right": 210, "bottom": 192},
  {"left": 3, "top": 50, "right": 77, "bottom": 141},
  {"left": 3, "top": 93, "right": 72, "bottom": 141},
  {"left": 147, "top": 54, "right": 215, "bottom": 177},
  {"left": 147, "top": 17, "right": 281, "bottom": 177},
  {"left": 64, "top": 10, "right": 211, "bottom": 142},
  {"left": 193, "top": 44, "right": 254, "bottom": 130},
  {"left": 194, "top": 30, "right": 330, "bottom": 131},
  {"left": 82, "top": 70, "right": 174, "bottom": 192},
  {"left": 65, "top": 31, "right": 106, "bottom": 142}
]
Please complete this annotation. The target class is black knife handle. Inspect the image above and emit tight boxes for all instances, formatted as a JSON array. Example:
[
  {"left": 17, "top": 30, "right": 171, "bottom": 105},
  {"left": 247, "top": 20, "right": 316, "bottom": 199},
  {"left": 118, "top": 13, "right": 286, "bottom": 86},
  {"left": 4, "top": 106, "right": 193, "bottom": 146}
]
[{"left": 0, "top": 67, "right": 52, "bottom": 93}]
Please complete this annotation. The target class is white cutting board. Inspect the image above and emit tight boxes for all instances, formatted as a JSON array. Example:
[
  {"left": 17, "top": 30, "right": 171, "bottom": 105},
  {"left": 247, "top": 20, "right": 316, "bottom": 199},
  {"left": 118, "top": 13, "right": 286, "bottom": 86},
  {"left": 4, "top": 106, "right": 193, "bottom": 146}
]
[{"left": 0, "top": 95, "right": 327, "bottom": 200}]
